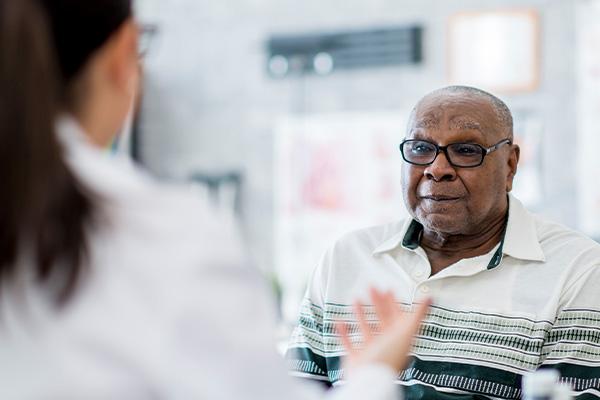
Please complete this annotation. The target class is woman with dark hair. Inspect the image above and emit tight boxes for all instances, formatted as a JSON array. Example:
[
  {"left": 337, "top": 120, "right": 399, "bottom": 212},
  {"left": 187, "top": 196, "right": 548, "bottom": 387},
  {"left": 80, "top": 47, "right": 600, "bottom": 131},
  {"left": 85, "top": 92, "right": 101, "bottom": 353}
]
[{"left": 0, "top": 0, "right": 428, "bottom": 398}]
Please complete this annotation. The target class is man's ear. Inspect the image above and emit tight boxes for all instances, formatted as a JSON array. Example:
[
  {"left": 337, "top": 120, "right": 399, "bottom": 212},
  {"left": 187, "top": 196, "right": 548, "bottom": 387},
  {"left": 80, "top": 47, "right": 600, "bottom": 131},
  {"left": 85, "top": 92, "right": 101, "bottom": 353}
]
[
  {"left": 506, "top": 144, "right": 520, "bottom": 192},
  {"left": 105, "top": 20, "right": 138, "bottom": 94}
]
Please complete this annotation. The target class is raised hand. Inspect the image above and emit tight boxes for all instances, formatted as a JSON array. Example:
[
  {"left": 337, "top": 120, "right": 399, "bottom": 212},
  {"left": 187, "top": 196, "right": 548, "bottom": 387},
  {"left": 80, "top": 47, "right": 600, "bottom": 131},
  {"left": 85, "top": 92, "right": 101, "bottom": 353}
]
[{"left": 336, "top": 287, "right": 431, "bottom": 376}]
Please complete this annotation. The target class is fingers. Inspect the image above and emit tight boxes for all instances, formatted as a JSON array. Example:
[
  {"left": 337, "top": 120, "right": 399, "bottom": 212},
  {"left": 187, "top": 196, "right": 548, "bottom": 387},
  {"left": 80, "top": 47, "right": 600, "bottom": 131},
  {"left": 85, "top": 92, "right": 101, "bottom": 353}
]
[
  {"left": 353, "top": 300, "right": 373, "bottom": 343},
  {"left": 368, "top": 287, "right": 431, "bottom": 337},
  {"left": 370, "top": 288, "right": 397, "bottom": 329},
  {"left": 342, "top": 291, "right": 432, "bottom": 375},
  {"left": 336, "top": 320, "right": 355, "bottom": 354},
  {"left": 352, "top": 288, "right": 431, "bottom": 348}
]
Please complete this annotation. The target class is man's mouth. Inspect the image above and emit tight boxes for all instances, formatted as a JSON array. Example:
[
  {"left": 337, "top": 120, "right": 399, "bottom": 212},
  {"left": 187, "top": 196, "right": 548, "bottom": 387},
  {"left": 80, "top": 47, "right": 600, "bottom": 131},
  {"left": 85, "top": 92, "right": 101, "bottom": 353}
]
[{"left": 421, "top": 195, "right": 461, "bottom": 201}]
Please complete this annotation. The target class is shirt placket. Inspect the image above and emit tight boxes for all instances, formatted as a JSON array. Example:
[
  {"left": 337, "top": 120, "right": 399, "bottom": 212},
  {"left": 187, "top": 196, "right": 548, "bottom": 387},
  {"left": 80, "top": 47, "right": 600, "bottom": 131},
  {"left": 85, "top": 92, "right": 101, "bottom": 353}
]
[{"left": 405, "top": 246, "right": 493, "bottom": 304}]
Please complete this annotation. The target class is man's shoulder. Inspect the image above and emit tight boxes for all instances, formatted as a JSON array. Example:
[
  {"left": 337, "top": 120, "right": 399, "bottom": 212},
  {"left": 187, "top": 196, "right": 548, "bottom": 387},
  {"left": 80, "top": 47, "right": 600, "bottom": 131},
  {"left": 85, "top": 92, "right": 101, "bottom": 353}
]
[
  {"left": 530, "top": 213, "right": 600, "bottom": 276},
  {"left": 533, "top": 213, "right": 600, "bottom": 253},
  {"left": 328, "top": 219, "right": 409, "bottom": 255}
]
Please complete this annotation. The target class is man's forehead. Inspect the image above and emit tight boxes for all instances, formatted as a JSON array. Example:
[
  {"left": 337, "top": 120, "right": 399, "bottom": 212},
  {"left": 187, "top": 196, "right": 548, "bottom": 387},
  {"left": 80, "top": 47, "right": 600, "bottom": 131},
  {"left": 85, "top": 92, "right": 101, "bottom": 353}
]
[
  {"left": 411, "top": 94, "right": 499, "bottom": 132},
  {"left": 414, "top": 115, "right": 483, "bottom": 131}
]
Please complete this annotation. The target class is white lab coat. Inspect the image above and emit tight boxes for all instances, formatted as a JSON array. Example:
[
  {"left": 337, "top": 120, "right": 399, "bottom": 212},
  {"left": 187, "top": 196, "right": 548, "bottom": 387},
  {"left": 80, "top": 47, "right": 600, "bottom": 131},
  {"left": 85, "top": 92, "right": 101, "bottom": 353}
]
[{"left": 0, "top": 118, "right": 400, "bottom": 400}]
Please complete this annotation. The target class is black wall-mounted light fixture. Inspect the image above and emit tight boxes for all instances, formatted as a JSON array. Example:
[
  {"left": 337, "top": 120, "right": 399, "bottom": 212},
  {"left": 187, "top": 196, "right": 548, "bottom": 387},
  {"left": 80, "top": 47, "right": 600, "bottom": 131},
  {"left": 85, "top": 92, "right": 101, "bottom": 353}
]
[{"left": 266, "top": 25, "right": 423, "bottom": 78}]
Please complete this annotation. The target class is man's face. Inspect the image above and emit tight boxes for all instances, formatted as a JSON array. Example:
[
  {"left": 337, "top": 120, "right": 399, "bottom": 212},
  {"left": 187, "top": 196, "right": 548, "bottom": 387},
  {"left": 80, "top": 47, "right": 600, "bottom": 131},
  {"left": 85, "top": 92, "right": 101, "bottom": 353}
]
[{"left": 401, "top": 94, "right": 519, "bottom": 235}]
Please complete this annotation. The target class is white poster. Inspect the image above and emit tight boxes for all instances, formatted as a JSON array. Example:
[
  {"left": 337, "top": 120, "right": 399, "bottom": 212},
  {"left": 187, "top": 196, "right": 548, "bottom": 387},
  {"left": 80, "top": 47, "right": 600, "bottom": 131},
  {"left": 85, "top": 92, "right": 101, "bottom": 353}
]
[
  {"left": 576, "top": 1, "right": 600, "bottom": 238},
  {"left": 274, "top": 112, "right": 409, "bottom": 323}
]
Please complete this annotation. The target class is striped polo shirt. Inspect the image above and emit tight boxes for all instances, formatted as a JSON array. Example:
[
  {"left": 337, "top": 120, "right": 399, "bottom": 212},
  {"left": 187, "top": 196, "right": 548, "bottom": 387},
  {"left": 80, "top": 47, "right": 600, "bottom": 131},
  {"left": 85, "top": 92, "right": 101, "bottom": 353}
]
[{"left": 286, "top": 195, "right": 600, "bottom": 399}]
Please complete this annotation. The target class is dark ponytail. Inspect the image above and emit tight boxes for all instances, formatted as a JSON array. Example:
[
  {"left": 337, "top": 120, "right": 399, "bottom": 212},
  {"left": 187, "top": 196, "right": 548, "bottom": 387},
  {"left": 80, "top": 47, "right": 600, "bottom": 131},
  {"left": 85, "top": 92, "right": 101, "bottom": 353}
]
[{"left": 0, "top": 0, "right": 95, "bottom": 305}]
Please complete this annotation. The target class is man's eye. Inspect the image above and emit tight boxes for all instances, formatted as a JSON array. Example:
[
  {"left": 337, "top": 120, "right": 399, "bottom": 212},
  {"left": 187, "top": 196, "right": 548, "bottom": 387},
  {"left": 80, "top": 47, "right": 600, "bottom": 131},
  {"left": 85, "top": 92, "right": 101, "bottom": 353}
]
[
  {"left": 453, "top": 144, "right": 480, "bottom": 155},
  {"left": 412, "top": 143, "right": 435, "bottom": 153}
]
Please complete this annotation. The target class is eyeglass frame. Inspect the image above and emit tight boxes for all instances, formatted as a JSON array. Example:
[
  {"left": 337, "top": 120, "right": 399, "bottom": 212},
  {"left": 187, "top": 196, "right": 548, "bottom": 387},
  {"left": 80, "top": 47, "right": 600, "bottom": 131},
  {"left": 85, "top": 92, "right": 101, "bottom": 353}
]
[
  {"left": 138, "top": 23, "right": 159, "bottom": 59},
  {"left": 398, "top": 138, "right": 513, "bottom": 168}
]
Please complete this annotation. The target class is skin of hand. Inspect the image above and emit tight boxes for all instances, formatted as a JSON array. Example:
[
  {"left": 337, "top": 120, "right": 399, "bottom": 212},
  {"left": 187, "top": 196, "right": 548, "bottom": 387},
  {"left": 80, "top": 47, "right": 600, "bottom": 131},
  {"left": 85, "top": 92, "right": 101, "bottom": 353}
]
[{"left": 336, "top": 287, "right": 431, "bottom": 376}]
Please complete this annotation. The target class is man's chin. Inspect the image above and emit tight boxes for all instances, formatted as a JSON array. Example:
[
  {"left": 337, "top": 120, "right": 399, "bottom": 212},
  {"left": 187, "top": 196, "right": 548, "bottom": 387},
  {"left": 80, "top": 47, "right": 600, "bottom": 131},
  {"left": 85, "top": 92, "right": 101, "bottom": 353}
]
[{"left": 419, "top": 214, "right": 467, "bottom": 235}]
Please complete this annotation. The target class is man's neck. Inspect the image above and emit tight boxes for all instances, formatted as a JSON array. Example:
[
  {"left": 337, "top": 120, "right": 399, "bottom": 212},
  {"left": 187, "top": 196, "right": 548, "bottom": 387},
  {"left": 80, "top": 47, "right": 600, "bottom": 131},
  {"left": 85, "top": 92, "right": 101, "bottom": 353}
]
[{"left": 420, "top": 210, "right": 508, "bottom": 276}]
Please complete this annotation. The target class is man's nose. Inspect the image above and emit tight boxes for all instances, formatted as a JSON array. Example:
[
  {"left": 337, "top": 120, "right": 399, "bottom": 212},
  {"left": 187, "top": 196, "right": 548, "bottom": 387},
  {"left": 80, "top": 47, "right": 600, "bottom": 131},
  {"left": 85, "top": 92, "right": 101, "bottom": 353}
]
[{"left": 424, "top": 151, "right": 457, "bottom": 182}]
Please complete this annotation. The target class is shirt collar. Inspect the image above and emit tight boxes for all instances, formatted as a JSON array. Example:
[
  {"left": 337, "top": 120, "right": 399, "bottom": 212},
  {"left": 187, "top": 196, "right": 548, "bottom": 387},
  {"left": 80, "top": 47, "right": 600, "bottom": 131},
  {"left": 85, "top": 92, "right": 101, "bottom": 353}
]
[
  {"left": 56, "top": 115, "right": 89, "bottom": 148},
  {"left": 56, "top": 115, "right": 148, "bottom": 199},
  {"left": 502, "top": 193, "right": 545, "bottom": 262},
  {"left": 372, "top": 193, "right": 545, "bottom": 267},
  {"left": 372, "top": 218, "right": 416, "bottom": 255}
]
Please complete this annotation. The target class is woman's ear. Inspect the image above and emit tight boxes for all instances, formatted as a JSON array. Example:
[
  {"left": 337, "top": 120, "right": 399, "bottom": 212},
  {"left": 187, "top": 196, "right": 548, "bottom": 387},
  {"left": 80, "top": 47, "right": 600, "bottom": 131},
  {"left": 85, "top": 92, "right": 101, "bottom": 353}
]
[{"left": 105, "top": 20, "right": 139, "bottom": 94}]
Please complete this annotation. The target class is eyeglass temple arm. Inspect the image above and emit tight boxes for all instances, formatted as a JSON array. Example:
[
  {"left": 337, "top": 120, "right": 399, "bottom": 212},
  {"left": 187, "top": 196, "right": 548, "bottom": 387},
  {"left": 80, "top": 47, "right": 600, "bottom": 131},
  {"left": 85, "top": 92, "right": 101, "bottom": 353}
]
[{"left": 485, "top": 139, "right": 512, "bottom": 154}]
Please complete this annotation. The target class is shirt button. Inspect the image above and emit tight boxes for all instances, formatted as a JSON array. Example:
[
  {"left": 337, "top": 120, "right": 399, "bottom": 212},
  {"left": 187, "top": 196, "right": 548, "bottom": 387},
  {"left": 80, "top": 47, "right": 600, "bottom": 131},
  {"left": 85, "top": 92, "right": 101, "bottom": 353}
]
[
  {"left": 413, "top": 270, "right": 424, "bottom": 279},
  {"left": 420, "top": 285, "right": 430, "bottom": 293}
]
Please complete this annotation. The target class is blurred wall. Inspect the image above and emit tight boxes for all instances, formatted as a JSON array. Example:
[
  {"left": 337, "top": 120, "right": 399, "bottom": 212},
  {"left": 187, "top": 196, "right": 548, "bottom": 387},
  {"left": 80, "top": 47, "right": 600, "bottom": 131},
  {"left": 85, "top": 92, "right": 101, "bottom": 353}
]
[{"left": 135, "top": 0, "right": 578, "bottom": 273}]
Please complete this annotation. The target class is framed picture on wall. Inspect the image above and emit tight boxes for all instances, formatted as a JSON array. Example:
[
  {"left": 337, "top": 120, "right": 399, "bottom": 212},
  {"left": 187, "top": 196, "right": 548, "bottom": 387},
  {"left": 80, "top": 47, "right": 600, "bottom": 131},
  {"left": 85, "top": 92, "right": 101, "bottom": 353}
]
[{"left": 448, "top": 9, "right": 540, "bottom": 93}]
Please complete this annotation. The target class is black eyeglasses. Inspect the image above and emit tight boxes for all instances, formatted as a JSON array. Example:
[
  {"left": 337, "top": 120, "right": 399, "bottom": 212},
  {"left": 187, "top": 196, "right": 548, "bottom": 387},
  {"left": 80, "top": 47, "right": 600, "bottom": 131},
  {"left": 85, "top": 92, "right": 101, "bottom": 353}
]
[{"left": 399, "top": 138, "right": 512, "bottom": 168}]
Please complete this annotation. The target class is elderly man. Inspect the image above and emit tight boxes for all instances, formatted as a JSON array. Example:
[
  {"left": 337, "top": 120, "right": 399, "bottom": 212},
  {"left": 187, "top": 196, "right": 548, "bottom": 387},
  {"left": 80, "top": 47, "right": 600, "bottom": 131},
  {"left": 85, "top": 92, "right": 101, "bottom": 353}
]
[{"left": 286, "top": 86, "right": 600, "bottom": 399}]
